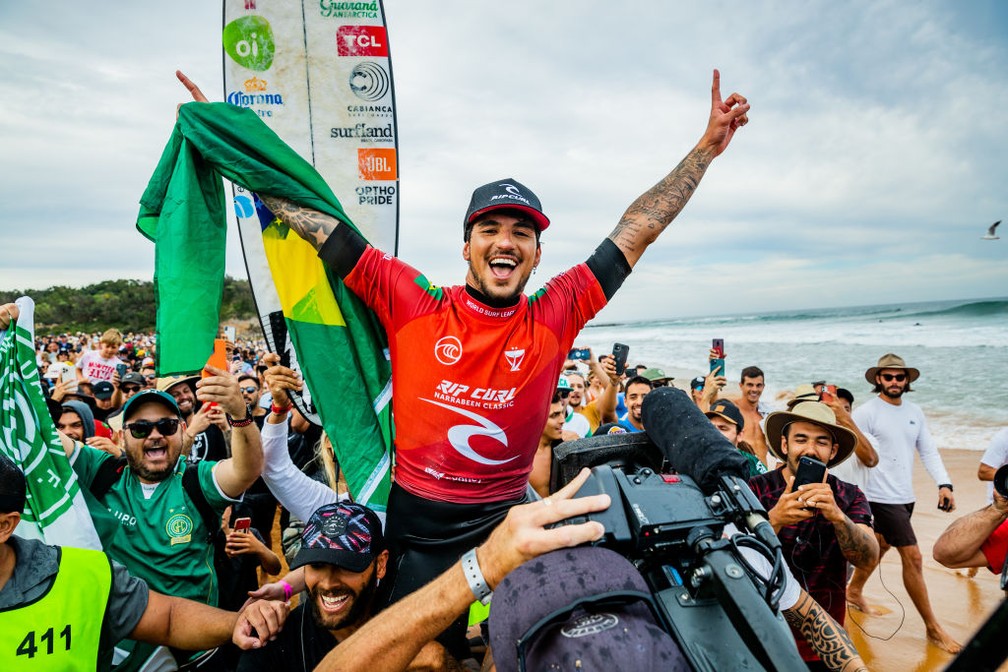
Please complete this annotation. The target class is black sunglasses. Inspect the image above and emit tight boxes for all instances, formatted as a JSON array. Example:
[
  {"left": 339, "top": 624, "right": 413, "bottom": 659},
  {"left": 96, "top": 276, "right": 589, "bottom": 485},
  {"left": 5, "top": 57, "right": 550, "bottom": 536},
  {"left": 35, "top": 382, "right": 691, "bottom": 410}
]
[
  {"left": 516, "top": 589, "right": 658, "bottom": 672},
  {"left": 122, "top": 385, "right": 141, "bottom": 394},
  {"left": 880, "top": 373, "right": 906, "bottom": 382},
  {"left": 124, "top": 418, "right": 180, "bottom": 439}
]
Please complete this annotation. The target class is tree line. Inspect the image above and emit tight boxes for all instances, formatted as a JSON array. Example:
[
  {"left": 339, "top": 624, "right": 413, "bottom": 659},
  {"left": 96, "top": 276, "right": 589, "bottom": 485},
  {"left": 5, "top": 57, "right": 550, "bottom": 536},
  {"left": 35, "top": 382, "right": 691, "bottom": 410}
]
[{"left": 0, "top": 278, "right": 256, "bottom": 333}]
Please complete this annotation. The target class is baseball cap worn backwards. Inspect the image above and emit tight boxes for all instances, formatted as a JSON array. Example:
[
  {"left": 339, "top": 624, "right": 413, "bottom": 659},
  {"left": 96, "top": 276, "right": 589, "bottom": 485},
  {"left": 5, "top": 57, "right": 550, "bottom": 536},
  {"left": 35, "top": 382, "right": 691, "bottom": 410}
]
[
  {"left": 464, "top": 178, "right": 550, "bottom": 235},
  {"left": 490, "top": 546, "right": 689, "bottom": 672},
  {"left": 290, "top": 502, "right": 385, "bottom": 573}
]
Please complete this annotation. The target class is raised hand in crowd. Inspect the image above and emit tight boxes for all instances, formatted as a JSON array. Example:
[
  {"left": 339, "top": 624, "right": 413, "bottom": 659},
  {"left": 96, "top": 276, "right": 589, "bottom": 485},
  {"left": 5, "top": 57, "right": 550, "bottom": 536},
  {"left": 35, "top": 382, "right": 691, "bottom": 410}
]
[
  {"left": 0, "top": 302, "right": 17, "bottom": 330},
  {"left": 261, "top": 352, "right": 303, "bottom": 412},
  {"left": 87, "top": 433, "right": 124, "bottom": 459}
]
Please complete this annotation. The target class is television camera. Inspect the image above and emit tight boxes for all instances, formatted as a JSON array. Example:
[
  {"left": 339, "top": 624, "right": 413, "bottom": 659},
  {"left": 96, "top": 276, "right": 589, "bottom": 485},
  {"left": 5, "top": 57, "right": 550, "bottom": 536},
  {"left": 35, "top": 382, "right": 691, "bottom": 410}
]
[{"left": 548, "top": 387, "right": 806, "bottom": 671}]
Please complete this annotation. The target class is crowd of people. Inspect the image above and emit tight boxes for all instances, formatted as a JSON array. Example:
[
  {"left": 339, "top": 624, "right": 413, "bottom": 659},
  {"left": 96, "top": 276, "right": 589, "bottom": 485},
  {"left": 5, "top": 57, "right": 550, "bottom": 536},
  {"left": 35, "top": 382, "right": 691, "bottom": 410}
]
[{"left": 0, "top": 67, "right": 1005, "bottom": 672}]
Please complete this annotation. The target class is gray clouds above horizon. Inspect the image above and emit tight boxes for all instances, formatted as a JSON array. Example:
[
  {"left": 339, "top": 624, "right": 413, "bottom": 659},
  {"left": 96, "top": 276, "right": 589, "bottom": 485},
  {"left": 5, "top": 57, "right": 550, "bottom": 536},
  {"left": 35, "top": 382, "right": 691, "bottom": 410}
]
[{"left": 1, "top": 1, "right": 1005, "bottom": 322}]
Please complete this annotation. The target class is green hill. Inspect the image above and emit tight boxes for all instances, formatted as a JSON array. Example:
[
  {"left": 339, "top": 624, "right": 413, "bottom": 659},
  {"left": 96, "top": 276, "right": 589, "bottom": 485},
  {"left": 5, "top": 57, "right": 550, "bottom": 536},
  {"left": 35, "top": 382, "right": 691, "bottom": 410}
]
[{"left": 0, "top": 277, "right": 256, "bottom": 334}]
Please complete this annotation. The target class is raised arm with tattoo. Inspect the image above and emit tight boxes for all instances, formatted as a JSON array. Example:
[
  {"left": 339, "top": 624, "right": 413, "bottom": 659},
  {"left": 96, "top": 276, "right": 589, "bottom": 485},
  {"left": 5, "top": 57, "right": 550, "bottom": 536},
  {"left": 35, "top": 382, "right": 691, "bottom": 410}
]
[{"left": 608, "top": 69, "right": 749, "bottom": 268}]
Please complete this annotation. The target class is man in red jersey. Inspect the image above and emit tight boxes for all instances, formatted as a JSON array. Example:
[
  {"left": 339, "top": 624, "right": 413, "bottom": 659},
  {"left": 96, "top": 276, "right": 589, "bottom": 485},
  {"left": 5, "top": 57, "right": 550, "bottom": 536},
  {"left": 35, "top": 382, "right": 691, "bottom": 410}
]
[{"left": 178, "top": 68, "right": 749, "bottom": 659}]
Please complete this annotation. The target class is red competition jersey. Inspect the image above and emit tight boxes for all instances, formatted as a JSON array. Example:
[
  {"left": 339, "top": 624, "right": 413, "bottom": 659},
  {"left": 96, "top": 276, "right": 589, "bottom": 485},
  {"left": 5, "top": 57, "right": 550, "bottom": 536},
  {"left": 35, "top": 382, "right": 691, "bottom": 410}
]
[{"left": 344, "top": 247, "right": 607, "bottom": 503}]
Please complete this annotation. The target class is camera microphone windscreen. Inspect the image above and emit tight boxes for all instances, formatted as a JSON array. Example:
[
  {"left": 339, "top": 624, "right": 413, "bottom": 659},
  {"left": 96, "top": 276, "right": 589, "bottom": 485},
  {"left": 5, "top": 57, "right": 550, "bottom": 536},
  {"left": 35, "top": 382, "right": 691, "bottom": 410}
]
[{"left": 642, "top": 387, "right": 749, "bottom": 494}]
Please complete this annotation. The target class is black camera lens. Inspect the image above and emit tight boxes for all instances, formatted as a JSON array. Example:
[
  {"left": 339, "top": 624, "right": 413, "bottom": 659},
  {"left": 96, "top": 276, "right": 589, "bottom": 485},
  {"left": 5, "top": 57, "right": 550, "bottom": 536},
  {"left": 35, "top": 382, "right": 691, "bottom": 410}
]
[{"left": 994, "top": 464, "right": 1008, "bottom": 499}]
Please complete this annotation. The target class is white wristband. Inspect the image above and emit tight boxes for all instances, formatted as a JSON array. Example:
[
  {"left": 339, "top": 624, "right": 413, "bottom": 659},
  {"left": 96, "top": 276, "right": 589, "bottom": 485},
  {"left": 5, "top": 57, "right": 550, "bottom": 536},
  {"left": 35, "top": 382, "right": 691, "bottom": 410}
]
[{"left": 461, "top": 548, "right": 493, "bottom": 605}]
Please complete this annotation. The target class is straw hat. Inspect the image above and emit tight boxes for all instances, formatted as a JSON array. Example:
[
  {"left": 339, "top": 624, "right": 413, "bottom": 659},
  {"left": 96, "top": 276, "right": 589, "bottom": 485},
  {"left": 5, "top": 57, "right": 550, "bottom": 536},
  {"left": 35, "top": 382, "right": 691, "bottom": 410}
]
[
  {"left": 156, "top": 374, "right": 199, "bottom": 394},
  {"left": 864, "top": 353, "right": 920, "bottom": 384},
  {"left": 786, "top": 383, "right": 820, "bottom": 410},
  {"left": 764, "top": 401, "right": 857, "bottom": 467}
]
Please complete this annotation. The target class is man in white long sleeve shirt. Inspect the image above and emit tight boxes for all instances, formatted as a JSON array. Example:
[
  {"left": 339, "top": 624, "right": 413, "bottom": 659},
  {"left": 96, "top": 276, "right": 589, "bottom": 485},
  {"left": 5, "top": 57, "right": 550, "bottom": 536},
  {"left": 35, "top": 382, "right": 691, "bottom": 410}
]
[{"left": 845, "top": 353, "right": 961, "bottom": 653}]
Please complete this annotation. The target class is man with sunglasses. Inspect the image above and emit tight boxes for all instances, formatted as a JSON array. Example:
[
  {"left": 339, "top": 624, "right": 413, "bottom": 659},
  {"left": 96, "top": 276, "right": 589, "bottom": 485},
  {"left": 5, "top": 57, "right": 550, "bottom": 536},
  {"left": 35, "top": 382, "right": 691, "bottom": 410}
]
[
  {"left": 61, "top": 378, "right": 265, "bottom": 669},
  {"left": 846, "top": 353, "right": 961, "bottom": 653}
]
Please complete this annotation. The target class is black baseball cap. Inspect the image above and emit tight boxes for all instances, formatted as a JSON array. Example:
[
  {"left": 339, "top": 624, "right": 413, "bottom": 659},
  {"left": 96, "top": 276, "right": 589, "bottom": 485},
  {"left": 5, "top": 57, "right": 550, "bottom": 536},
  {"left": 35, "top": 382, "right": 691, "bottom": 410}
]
[
  {"left": 464, "top": 178, "right": 550, "bottom": 235},
  {"left": 705, "top": 398, "right": 745, "bottom": 431},
  {"left": 690, "top": 375, "right": 706, "bottom": 391},
  {"left": 290, "top": 502, "right": 385, "bottom": 573},
  {"left": 92, "top": 381, "right": 115, "bottom": 400}
]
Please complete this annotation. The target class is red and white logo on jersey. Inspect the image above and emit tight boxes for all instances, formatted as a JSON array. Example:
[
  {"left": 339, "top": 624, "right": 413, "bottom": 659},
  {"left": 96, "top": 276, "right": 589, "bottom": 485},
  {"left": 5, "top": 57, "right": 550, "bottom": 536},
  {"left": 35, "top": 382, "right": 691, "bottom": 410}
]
[
  {"left": 504, "top": 348, "right": 525, "bottom": 372},
  {"left": 336, "top": 26, "right": 388, "bottom": 56},
  {"left": 434, "top": 336, "right": 463, "bottom": 365}
]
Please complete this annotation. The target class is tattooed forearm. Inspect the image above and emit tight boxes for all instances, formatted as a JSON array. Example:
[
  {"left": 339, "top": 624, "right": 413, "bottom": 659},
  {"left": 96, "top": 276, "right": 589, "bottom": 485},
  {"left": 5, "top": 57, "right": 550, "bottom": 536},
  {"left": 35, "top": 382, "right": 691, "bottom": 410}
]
[
  {"left": 258, "top": 194, "right": 341, "bottom": 251},
  {"left": 607, "top": 146, "right": 713, "bottom": 267},
  {"left": 784, "top": 592, "right": 867, "bottom": 672},
  {"left": 834, "top": 518, "right": 879, "bottom": 570}
]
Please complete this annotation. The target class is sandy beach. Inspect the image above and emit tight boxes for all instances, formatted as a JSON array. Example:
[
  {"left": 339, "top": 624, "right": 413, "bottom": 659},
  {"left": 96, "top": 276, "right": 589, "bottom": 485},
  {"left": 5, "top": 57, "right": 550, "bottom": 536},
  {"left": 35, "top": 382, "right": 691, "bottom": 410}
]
[{"left": 847, "top": 447, "right": 1006, "bottom": 671}]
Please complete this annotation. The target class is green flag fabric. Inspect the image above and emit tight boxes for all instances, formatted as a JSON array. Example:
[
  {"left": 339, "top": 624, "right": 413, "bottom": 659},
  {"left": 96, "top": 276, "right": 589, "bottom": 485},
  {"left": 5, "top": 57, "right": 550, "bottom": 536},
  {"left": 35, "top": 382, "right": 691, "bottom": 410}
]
[
  {"left": 0, "top": 297, "right": 101, "bottom": 548},
  {"left": 137, "top": 103, "right": 393, "bottom": 511}
]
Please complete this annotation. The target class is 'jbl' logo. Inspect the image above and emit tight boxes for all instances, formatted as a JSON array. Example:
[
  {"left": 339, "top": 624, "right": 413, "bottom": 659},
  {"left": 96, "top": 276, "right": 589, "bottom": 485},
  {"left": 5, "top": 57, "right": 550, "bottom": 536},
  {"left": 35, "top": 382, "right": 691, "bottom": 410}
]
[{"left": 358, "top": 148, "right": 397, "bottom": 180}]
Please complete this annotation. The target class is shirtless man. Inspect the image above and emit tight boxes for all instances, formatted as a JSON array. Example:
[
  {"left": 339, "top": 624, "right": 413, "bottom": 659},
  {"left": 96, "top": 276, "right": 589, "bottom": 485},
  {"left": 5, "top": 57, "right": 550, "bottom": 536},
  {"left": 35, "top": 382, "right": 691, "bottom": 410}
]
[{"left": 732, "top": 365, "right": 770, "bottom": 465}]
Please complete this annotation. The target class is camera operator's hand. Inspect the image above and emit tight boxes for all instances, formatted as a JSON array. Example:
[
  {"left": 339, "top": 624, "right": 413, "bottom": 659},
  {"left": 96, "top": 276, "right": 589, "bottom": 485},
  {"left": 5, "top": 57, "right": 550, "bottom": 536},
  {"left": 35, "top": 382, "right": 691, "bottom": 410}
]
[
  {"left": 476, "top": 468, "right": 610, "bottom": 589},
  {"left": 768, "top": 476, "right": 815, "bottom": 532}
]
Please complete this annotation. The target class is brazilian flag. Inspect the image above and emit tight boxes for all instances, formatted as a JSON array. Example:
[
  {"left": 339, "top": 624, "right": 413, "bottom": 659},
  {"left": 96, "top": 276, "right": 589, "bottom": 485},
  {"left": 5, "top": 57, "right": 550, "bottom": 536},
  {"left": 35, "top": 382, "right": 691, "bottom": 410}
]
[{"left": 137, "top": 103, "right": 392, "bottom": 511}]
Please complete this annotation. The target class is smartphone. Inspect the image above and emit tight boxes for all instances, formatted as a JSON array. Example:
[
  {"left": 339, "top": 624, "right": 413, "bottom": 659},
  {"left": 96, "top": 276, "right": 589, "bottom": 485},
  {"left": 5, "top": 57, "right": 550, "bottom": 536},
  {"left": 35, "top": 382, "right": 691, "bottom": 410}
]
[
  {"left": 60, "top": 365, "right": 78, "bottom": 388},
  {"left": 115, "top": 363, "right": 129, "bottom": 378},
  {"left": 793, "top": 456, "right": 828, "bottom": 489},
  {"left": 203, "top": 339, "right": 228, "bottom": 378},
  {"left": 819, "top": 384, "right": 837, "bottom": 403},
  {"left": 712, "top": 338, "right": 725, "bottom": 358},
  {"left": 233, "top": 517, "right": 252, "bottom": 533},
  {"left": 223, "top": 325, "right": 237, "bottom": 343},
  {"left": 709, "top": 357, "right": 725, "bottom": 377},
  {"left": 568, "top": 348, "right": 590, "bottom": 361},
  {"left": 611, "top": 343, "right": 630, "bottom": 376}
]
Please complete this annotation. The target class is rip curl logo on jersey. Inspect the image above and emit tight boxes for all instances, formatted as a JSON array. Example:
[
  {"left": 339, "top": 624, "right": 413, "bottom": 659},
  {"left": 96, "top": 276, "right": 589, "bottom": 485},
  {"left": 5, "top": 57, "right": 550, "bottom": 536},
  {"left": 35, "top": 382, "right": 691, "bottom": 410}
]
[
  {"left": 504, "top": 348, "right": 525, "bottom": 372},
  {"left": 561, "top": 613, "right": 619, "bottom": 638},
  {"left": 166, "top": 513, "right": 194, "bottom": 546},
  {"left": 434, "top": 336, "right": 463, "bottom": 365},
  {"left": 421, "top": 399, "right": 518, "bottom": 466}
]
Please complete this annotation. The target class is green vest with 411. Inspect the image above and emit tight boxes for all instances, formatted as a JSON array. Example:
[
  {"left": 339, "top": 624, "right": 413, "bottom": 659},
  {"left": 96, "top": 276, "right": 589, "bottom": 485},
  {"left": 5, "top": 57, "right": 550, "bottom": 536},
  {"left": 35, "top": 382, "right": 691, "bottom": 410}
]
[{"left": 1, "top": 546, "right": 112, "bottom": 670}]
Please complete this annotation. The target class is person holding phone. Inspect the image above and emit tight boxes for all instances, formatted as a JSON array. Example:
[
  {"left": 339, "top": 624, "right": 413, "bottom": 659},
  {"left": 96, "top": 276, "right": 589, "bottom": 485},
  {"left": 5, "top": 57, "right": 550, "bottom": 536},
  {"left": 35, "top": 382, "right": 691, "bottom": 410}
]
[
  {"left": 746, "top": 402, "right": 879, "bottom": 666},
  {"left": 175, "top": 68, "right": 749, "bottom": 661}
]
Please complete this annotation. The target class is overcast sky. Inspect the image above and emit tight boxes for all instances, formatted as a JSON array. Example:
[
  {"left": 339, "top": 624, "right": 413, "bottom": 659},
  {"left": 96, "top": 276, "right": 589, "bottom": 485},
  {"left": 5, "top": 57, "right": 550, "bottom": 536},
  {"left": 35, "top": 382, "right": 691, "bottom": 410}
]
[{"left": 1, "top": 1, "right": 1005, "bottom": 323}]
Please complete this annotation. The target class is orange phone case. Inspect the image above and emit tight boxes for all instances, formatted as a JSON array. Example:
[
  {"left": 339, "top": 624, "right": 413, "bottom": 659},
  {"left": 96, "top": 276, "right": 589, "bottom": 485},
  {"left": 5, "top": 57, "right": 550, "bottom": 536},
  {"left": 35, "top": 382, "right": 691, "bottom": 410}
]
[{"left": 203, "top": 339, "right": 228, "bottom": 378}]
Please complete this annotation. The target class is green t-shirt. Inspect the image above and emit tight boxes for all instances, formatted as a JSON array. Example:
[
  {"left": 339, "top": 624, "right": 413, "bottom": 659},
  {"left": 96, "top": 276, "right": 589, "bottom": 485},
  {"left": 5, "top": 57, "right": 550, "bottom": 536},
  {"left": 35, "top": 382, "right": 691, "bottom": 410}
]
[{"left": 71, "top": 446, "right": 237, "bottom": 606}]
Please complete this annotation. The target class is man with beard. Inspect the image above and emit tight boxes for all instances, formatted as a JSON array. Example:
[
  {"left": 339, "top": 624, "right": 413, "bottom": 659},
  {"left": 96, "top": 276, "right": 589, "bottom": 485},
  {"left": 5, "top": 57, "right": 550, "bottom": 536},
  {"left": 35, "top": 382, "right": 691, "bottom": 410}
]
[
  {"left": 747, "top": 402, "right": 879, "bottom": 668},
  {"left": 61, "top": 379, "right": 264, "bottom": 670},
  {"left": 237, "top": 502, "right": 456, "bottom": 671},
  {"left": 158, "top": 374, "right": 229, "bottom": 463},
  {"left": 845, "top": 353, "right": 961, "bottom": 652},
  {"left": 177, "top": 67, "right": 750, "bottom": 659}
]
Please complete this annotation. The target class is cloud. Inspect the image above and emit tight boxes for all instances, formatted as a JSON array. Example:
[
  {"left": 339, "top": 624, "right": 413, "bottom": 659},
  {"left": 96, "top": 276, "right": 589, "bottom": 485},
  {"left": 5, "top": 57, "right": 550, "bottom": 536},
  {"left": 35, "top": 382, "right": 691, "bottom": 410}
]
[{"left": 1, "top": 1, "right": 1005, "bottom": 320}]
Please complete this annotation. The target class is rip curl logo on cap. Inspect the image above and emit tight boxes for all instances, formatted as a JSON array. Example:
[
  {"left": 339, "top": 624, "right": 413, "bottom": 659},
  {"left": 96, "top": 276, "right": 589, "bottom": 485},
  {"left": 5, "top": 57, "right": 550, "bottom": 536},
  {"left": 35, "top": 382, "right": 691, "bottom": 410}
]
[
  {"left": 434, "top": 336, "right": 463, "bottom": 365},
  {"left": 490, "top": 183, "right": 532, "bottom": 206},
  {"left": 501, "top": 183, "right": 520, "bottom": 196},
  {"left": 561, "top": 613, "right": 619, "bottom": 638}
]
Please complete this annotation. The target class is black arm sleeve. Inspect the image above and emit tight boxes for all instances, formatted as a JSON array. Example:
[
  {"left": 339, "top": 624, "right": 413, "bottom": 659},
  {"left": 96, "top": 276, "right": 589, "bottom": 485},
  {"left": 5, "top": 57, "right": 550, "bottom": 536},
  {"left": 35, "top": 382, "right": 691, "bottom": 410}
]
[
  {"left": 585, "top": 238, "right": 632, "bottom": 301},
  {"left": 317, "top": 224, "right": 369, "bottom": 279}
]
